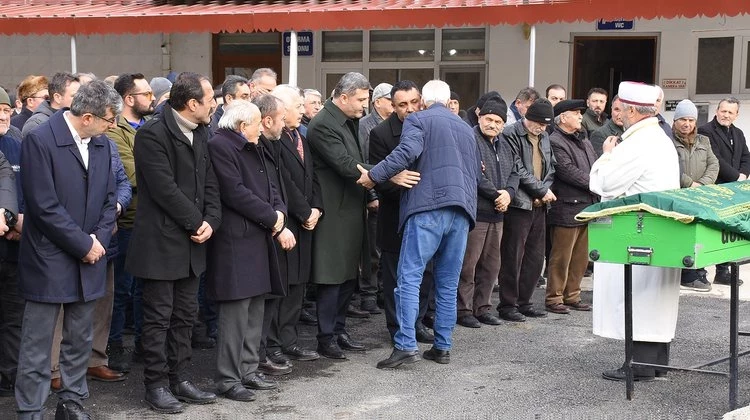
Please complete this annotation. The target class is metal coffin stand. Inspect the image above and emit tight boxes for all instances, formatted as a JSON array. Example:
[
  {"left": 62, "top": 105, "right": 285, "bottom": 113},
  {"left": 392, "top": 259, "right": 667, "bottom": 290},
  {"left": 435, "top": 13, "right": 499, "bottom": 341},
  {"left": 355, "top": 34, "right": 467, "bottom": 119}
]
[{"left": 588, "top": 212, "right": 750, "bottom": 410}]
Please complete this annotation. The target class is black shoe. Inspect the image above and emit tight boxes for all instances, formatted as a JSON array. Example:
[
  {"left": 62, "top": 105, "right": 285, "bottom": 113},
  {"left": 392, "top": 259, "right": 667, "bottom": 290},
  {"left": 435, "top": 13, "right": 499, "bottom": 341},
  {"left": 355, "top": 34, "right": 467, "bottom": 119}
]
[
  {"left": 415, "top": 327, "right": 435, "bottom": 344},
  {"left": 499, "top": 309, "right": 526, "bottom": 322},
  {"left": 422, "top": 346, "right": 450, "bottom": 364},
  {"left": 476, "top": 313, "right": 502, "bottom": 325},
  {"left": 457, "top": 315, "right": 481, "bottom": 328},
  {"left": 144, "top": 387, "right": 185, "bottom": 414},
  {"left": 360, "top": 299, "right": 382, "bottom": 314},
  {"left": 317, "top": 341, "right": 347, "bottom": 360},
  {"left": 714, "top": 269, "right": 744, "bottom": 286},
  {"left": 242, "top": 373, "right": 277, "bottom": 390},
  {"left": 346, "top": 305, "right": 370, "bottom": 318},
  {"left": 54, "top": 399, "right": 91, "bottom": 420},
  {"left": 0, "top": 375, "right": 13, "bottom": 397},
  {"left": 422, "top": 313, "right": 435, "bottom": 330},
  {"left": 191, "top": 336, "right": 216, "bottom": 350},
  {"left": 601, "top": 367, "right": 655, "bottom": 382},
  {"left": 519, "top": 306, "right": 547, "bottom": 318},
  {"left": 283, "top": 345, "right": 320, "bottom": 361},
  {"left": 267, "top": 349, "right": 291, "bottom": 365},
  {"left": 170, "top": 380, "right": 217, "bottom": 405},
  {"left": 257, "top": 359, "right": 293, "bottom": 376},
  {"left": 376, "top": 349, "right": 420, "bottom": 369},
  {"left": 131, "top": 342, "right": 144, "bottom": 364},
  {"left": 221, "top": 383, "right": 255, "bottom": 402},
  {"left": 299, "top": 308, "right": 318, "bottom": 326},
  {"left": 337, "top": 333, "right": 366, "bottom": 351},
  {"left": 106, "top": 343, "right": 131, "bottom": 373}
]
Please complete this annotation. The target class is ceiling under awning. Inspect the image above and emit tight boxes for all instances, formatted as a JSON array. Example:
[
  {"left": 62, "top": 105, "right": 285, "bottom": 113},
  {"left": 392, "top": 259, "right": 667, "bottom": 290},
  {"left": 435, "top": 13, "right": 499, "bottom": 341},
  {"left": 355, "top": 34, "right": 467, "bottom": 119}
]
[{"left": 0, "top": 0, "right": 747, "bottom": 36}]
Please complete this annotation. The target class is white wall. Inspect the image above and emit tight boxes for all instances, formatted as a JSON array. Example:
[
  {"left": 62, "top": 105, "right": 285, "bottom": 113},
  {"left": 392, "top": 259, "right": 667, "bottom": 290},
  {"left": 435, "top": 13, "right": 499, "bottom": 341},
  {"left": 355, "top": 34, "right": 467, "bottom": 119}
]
[{"left": 170, "top": 33, "right": 212, "bottom": 81}]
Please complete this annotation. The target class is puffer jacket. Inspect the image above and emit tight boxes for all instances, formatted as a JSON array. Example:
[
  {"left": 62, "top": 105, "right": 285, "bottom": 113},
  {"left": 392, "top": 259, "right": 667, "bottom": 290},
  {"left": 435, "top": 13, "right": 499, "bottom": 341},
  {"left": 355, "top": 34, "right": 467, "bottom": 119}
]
[
  {"left": 21, "top": 101, "right": 56, "bottom": 138},
  {"left": 474, "top": 125, "right": 518, "bottom": 223},
  {"left": 501, "top": 119, "right": 555, "bottom": 211},
  {"left": 672, "top": 130, "right": 719, "bottom": 188}
]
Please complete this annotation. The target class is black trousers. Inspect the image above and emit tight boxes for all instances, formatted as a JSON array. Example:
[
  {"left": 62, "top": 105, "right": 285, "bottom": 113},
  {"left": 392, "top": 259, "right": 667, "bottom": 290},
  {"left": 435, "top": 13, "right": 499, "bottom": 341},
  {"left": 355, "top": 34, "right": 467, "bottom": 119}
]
[
  {"left": 267, "top": 283, "right": 305, "bottom": 353},
  {"left": 380, "top": 250, "right": 432, "bottom": 338},
  {"left": 358, "top": 212, "right": 380, "bottom": 301},
  {"left": 316, "top": 279, "right": 356, "bottom": 344},
  {"left": 627, "top": 341, "right": 670, "bottom": 377},
  {"left": 141, "top": 276, "right": 199, "bottom": 389},
  {"left": 498, "top": 207, "right": 546, "bottom": 312},
  {"left": 259, "top": 296, "right": 280, "bottom": 361},
  {"left": 0, "top": 261, "right": 23, "bottom": 385}
]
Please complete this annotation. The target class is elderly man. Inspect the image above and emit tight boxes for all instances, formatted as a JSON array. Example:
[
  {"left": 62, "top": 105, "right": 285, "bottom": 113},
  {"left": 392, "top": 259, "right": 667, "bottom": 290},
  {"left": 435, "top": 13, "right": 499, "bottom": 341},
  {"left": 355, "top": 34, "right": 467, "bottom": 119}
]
[
  {"left": 358, "top": 79, "right": 479, "bottom": 368},
  {"left": 671, "top": 100, "right": 719, "bottom": 291},
  {"left": 127, "top": 72, "right": 221, "bottom": 413},
  {"left": 581, "top": 88, "right": 608, "bottom": 136},
  {"left": 498, "top": 99, "right": 556, "bottom": 322},
  {"left": 699, "top": 97, "right": 750, "bottom": 286},
  {"left": 300, "top": 88, "right": 323, "bottom": 137},
  {"left": 545, "top": 100, "right": 598, "bottom": 315},
  {"left": 590, "top": 95, "right": 625, "bottom": 156},
  {"left": 22, "top": 72, "right": 80, "bottom": 138},
  {"left": 591, "top": 81, "right": 681, "bottom": 382},
  {"left": 207, "top": 100, "right": 285, "bottom": 403},
  {"left": 249, "top": 68, "right": 278, "bottom": 100},
  {"left": 457, "top": 99, "right": 518, "bottom": 328},
  {"left": 15, "top": 80, "right": 117, "bottom": 420},
  {"left": 506, "top": 87, "right": 540, "bottom": 125}
]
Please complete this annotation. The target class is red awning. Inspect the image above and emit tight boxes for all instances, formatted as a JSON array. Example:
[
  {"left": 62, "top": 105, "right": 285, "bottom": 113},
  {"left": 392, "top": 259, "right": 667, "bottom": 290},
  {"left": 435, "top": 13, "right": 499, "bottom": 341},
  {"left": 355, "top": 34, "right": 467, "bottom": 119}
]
[{"left": 0, "top": 0, "right": 747, "bottom": 35}]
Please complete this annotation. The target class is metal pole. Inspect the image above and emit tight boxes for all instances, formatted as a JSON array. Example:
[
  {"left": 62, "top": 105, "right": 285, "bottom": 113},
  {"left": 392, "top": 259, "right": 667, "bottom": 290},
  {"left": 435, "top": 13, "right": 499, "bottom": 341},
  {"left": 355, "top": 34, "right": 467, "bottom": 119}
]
[
  {"left": 730, "top": 262, "right": 739, "bottom": 409},
  {"left": 528, "top": 25, "right": 536, "bottom": 87},
  {"left": 624, "top": 264, "right": 634, "bottom": 400},
  {"left": 70, "top": 35, "right": 77, "bottom": 74},
  {"left": 288, "top": 31, "right": 298, "bottom": 87}
]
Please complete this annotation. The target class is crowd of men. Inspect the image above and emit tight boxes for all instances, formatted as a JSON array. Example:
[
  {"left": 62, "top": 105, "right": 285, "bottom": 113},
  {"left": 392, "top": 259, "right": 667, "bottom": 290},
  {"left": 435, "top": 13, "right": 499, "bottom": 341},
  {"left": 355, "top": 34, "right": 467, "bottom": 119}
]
[{"left": 0, "top": 68, "right": 747, "bottom": 419}]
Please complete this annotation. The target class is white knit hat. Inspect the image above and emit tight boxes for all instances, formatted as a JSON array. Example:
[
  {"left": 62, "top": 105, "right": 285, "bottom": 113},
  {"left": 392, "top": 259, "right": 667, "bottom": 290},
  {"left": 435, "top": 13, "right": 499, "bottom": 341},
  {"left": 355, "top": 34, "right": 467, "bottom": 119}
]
[{"left": 617, "top": 81, "right": 658, "bottom": 107}]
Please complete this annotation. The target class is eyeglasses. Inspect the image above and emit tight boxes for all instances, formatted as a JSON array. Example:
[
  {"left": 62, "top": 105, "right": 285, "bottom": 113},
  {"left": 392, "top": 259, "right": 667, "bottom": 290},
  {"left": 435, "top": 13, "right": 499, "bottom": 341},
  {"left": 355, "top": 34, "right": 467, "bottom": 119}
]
[
  {"left": 129, "top": 91, "right": 154, "bottom": 99},
  {"left": 29, "top": 95, "right": 49, "bottom": 101},
  {"left": 92, "top": 113, "right": 117, "bottom": 125}
]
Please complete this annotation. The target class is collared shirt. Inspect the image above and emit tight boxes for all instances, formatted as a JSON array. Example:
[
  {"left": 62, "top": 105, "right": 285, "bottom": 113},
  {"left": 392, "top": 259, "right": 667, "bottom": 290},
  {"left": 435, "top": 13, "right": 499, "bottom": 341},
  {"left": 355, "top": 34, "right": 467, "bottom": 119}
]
[{"left": 63, "top": 111, "right": 90, "bottom": 169}]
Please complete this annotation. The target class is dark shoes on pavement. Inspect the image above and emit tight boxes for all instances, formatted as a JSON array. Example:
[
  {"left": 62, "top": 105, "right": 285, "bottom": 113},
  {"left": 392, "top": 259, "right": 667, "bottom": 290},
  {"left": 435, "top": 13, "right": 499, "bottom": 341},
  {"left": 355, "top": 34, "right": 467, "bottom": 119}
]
[
  {"left": 144, "top": 387, "right": 185, "bottom": 414},
  {"left": 376, "top": 349, "right": 420, "bottom": 369},
  {"left": 457, "top": 315, "right": 481, "bottom": 328},
  {"left": 258, "top": 359, "right": 293, "bottom": 376},
  {"left": 86, "top": 366, "right": 126, "bottom": 382},
  {"left": 337, "top": 333, "right": 366, "bottom": 351},
  {"left": 499, "top": 309, "right": 526, "bottom": 322},
  {"left": 422, "top": 347, "right": 450, "bottom": 364},
  {"left": 222, "top": 383, "right": 255, "bottom": 402},
  {"left": 55, "top": 399, "right": 91, "bottom": 420},
  {"left": 546, "top": 303, "right": 571, "bottom": 314},
  {"left": 283, "top": 345, "right": 320, "bottom": 361},
  {"left": 715, "top": 268, "right": 744, "bottom": 286},
  {"left": 267, "top": 349, "right": 292, "bottom": 366},
  {"left": 106, "top": 343, "right": 131, "bottom": 373},
  {"left": 519, "top": 306, "right": 547, "bottom": 318},
  {"left": 476, "top": 313, "right": 502, "bottom": 325},
  {"left": 416, "top": 326, "right": 435, "bottom": 343},
  {"left": 170, "top": 380, "right": 217, "bottom": 405},
  {"left": 317, "top": 341, "right": 347, "bottom": 360},
  {"left": 346, "top": 305, "right": 370, "bottom": 318},
  {"left": 566, "top": 301, "right": 592, "bottom": 311},
  {"left": 242, "top": 372, "right": 277, "bottom": 390},
  {"left": 299, "top": 308, "right": 318, "bottom": 325},
  {"left": 360, "top": 299, "right": 382, "bottom": 314},
  {"left": 602, "top": 367, "right": 655, "bottom": 382}
]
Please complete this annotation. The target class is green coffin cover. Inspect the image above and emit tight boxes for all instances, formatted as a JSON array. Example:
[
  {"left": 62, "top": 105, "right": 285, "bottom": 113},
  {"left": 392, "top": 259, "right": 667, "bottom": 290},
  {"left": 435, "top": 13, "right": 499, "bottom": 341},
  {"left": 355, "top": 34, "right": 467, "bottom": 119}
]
[{"left": 575, "top": 181, "right": 750, "bottom": 238}]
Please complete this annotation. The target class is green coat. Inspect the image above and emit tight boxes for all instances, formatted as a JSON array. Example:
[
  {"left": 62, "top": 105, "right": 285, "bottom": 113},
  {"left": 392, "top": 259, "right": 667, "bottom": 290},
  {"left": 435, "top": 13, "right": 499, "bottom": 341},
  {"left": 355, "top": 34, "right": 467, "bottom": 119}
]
[{"left": 307, "top": 99, "right": 372, "bottom": 285}]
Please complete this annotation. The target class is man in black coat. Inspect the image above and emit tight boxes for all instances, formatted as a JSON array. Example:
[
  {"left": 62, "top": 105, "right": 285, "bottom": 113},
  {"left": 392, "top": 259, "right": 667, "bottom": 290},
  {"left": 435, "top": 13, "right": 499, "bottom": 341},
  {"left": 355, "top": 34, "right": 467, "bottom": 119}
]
[
  {"left": 369, "top": 81, "right": 434, "bottom": 343},
  {"left": 698, "top": 97, "right": 750, "bottom": 285},
  {"left": 126, "top": 73, "right": 221, "bottom": 414}
]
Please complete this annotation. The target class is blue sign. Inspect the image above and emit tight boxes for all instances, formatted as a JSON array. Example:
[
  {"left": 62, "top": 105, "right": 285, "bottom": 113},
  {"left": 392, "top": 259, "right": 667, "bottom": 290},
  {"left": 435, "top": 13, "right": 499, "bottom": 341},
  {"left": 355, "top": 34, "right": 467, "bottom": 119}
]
[
  {"left": 283, "top": 31, "right": 313, "bottom": 56},
  {"left": 597, "top": 19, "right": 634, "bottom": 30}
]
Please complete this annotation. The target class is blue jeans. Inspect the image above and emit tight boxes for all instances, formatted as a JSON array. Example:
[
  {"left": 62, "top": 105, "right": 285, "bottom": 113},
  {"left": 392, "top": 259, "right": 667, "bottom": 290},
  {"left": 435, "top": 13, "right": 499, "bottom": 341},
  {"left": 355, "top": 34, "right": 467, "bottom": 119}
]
[
  {"left": 394, "top": 207, "right": 469, "bottom": 351},
  {"left": 109, "top": 228, "right": 142, "bottom": 345}
]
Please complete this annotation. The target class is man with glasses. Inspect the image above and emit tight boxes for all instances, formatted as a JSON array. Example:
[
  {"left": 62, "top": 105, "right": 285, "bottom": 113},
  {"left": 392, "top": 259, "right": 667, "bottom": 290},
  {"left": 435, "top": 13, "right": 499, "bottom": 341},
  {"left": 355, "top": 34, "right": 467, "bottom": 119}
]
[
  {"left": 11, "top": 75, "right": 48, "bottom": 131},
  {"left": 14, "top": 80, "right": 120, "bottom": 420},
  {"left": 21, "top": 72, "right": 80, "bottom": 138},
  {"left": 498, "top": 99, "right": 557, "bottom": 322},
  {"left": 126, "top": 72, "right": 221, "bottom": 414}
]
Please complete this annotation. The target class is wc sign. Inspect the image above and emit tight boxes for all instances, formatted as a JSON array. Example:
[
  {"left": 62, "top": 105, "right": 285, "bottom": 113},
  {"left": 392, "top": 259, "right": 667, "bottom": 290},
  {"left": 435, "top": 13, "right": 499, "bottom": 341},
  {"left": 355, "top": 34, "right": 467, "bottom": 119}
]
[
  {"left": 596, "top": 19, "right": 634, "bottom": 30},
  {"left": 283, "top": 31, "right": 313, "bottom": 56}
]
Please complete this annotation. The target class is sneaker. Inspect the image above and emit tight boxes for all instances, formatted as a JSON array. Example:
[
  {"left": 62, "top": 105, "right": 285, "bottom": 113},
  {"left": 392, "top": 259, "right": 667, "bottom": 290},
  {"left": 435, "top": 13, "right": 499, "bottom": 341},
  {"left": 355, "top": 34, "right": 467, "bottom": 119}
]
[
  {"left": 714, "top": 269, "right": 744, "bottom": 286},
  {"left": 681, "top": 280, "right": 711, "bottom": 292}
]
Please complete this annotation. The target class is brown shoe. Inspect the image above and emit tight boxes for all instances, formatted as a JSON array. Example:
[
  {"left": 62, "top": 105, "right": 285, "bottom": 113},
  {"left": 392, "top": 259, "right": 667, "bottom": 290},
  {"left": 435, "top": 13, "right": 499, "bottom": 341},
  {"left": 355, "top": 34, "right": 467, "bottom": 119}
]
[
  {"left": 51, "top": 377, "right": 62, "bottom": 391},
  {"left": 565, "top": 301, "right": 592, "bottom": 311},
  {"left": 545, "top": 303, "right": 570, "bottom": 314},
  {"left": 87, "top": 365, "right": 126, "bottom": 382}
]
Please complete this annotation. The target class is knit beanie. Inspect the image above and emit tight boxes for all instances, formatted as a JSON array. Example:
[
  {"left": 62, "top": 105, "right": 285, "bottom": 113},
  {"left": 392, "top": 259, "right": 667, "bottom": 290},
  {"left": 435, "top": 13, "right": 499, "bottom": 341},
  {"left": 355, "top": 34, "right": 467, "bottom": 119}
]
[
  {"left": 478, "top": 99, "right": 508, "bottom": 122},
  {"left": 150, "top": 77, "right": 172, "bottom": 103},
  {"left": 0, "top": 87, "right": 9, "bottom": 107},
  {"left": 673, "top": 99, "right": 698, "bottom": 120},
  {"left": 524, "top": 99, "right": 554, "bottom": 124}
]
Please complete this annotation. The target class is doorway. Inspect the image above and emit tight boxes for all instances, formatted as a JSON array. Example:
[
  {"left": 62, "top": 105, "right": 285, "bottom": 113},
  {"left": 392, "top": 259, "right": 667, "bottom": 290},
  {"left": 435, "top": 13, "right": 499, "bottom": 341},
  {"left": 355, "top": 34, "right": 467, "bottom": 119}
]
[
  {"left": 441, "top": 66, "right": 485, "bottom": 114},
  {"left": 571, "top": 36, "right": 657, "bottom": 104},
  {"left": 212, "top": 32, "right": 282, "bottom": 85}
]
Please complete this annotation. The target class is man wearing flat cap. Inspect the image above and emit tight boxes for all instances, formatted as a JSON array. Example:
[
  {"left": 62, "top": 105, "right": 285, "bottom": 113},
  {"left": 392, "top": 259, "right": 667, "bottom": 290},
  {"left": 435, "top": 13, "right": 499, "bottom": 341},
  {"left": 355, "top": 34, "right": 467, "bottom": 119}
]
[
  {"left": 590, "top": 81, "right": 680, "bottom": 382},
  {"left": 457, "top": 99, "right": 519, "bottom": 328},
  {"left": 545, "top": 100, "right": 598, "bottom": 315},
  {"left": 498, "top": 99, "right": 556, "bottom": 322}
]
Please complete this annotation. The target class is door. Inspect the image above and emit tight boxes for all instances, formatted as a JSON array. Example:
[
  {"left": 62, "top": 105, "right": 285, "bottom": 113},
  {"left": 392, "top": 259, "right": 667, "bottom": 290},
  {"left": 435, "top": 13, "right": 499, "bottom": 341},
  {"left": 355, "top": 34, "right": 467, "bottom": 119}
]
[
  {"left": 212, "top": 32, "right": 282, "bottom": 84},
  {"left": 440, "top": 66, "right": 485, "bottom": 114},
  {"left": 571, "top": 36, "right": 657, "bottom": 104}
]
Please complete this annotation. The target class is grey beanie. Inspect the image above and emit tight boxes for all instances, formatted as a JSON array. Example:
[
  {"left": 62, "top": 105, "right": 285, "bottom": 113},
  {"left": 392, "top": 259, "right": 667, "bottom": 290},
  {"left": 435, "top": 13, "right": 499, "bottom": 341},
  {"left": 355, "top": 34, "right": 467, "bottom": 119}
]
[
  {"left": 0, "top": 87, "right": 9, "bottom": 107},
  {"left": 150, "top": 77, "right": 172, "bottom": 103},
  {"left": 673, "top": 99, "right": 698, "bottom": 120}
]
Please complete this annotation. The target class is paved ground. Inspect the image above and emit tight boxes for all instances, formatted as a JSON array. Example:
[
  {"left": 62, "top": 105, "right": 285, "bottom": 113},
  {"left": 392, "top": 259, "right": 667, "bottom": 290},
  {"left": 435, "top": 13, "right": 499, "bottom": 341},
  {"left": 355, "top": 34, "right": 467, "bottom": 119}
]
[{"left": 4, "top": 265, "right": 750, "bottom": 419}]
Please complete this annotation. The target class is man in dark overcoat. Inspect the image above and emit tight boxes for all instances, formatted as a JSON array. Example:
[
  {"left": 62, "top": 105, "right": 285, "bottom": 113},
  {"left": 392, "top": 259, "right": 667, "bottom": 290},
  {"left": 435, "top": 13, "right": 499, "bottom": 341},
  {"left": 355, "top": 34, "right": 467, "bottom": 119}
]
[
  {"left": 126, "top": 72, "right": 221, "bottom": 414},
  {"left": 14, "top": 80, "right": 116, "bottom": 420}
]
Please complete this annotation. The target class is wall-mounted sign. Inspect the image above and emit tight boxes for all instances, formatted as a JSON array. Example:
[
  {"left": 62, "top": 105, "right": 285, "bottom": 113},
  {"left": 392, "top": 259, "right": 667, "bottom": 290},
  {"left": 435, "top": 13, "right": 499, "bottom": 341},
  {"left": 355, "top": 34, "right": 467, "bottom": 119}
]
[
  {"left": 665, "top": 100, "right": 680, "bottom": 112},
  {"left": 596, "top": 19, "right": 634, "bottom": 30},
  {"left": 283, "top": 31, "right": 313, "bottom": 56},
  {"left": 662, "top": 79, "right": 687, "bottom": 89}
]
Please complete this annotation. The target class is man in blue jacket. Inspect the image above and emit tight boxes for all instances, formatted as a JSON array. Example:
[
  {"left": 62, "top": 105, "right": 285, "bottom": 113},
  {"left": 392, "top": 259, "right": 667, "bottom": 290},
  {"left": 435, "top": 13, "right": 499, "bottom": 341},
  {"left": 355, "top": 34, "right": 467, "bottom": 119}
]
[{"left": 357, "top": 79, "right": 481, "bottom": 369}]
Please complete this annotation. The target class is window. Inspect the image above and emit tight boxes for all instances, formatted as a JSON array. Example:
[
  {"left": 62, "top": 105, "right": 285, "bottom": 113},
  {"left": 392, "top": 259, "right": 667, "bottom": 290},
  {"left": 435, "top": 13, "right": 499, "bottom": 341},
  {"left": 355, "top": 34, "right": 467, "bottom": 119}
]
[
  {"left": 322, "top": 31, "right": 363, "bottom": 62},
  {"left": 695, "top": 37, "right": 734, "bottom": 95},
  {"left": 369, "top": 30, "right": 435, "bottom": 62},
  {"left": 369, "top": 68, "right": 434, "bottom": 90},
  {"left": 217, "top": 32, "right": 280, "bottom": 54},
  {"left": 441, "top": 28, "right": 486, "bottom": 61}
]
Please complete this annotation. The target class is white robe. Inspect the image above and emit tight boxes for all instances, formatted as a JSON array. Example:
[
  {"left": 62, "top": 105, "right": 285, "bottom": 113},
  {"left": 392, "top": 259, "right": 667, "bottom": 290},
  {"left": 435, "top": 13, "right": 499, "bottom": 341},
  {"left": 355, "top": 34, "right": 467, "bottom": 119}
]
[{"left": 589, "top": 117, "right": 681, "bottom": 342}]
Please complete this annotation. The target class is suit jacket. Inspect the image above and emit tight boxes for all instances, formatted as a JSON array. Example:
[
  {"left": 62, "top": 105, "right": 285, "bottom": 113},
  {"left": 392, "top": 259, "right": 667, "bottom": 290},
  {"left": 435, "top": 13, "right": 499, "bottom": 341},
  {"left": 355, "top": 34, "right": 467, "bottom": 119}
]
[
  {"left": 278, "top": 127, "right": 323, "bottom": 285},
  {"left": 258, "top": 134, "right": 290, "bottom": 295},
  {"left": 698, "top": 117, "right": 750, "bottom": 183},
  {"left": 206, "top": 128, "right": 285, "bottom": 301},
  {"left": 19, "top": 110, "right": 116, "bottom": 303},
  {"left": 306, "top": 99, "right": 371, "bottom": 285},
  {"left": 125, "top": 103, "right": 221, "bottom": 280},
  {"left": 369, "top": 112, "right": 403, "bottom": 253}
]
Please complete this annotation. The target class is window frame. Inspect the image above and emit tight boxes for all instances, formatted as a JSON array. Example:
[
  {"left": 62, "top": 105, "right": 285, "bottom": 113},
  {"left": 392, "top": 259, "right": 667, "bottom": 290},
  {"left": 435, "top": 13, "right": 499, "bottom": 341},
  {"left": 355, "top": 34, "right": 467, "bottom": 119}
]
[{"left": 691, "top": 30, "right": 750, "bottom": 100}]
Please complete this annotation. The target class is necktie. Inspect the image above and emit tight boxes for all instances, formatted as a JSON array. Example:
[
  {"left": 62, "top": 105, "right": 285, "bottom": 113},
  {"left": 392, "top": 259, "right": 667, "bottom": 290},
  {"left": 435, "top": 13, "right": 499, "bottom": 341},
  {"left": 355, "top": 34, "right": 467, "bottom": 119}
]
[{"left": 292, "top": 129, "right": 304, "bottom": 161}]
